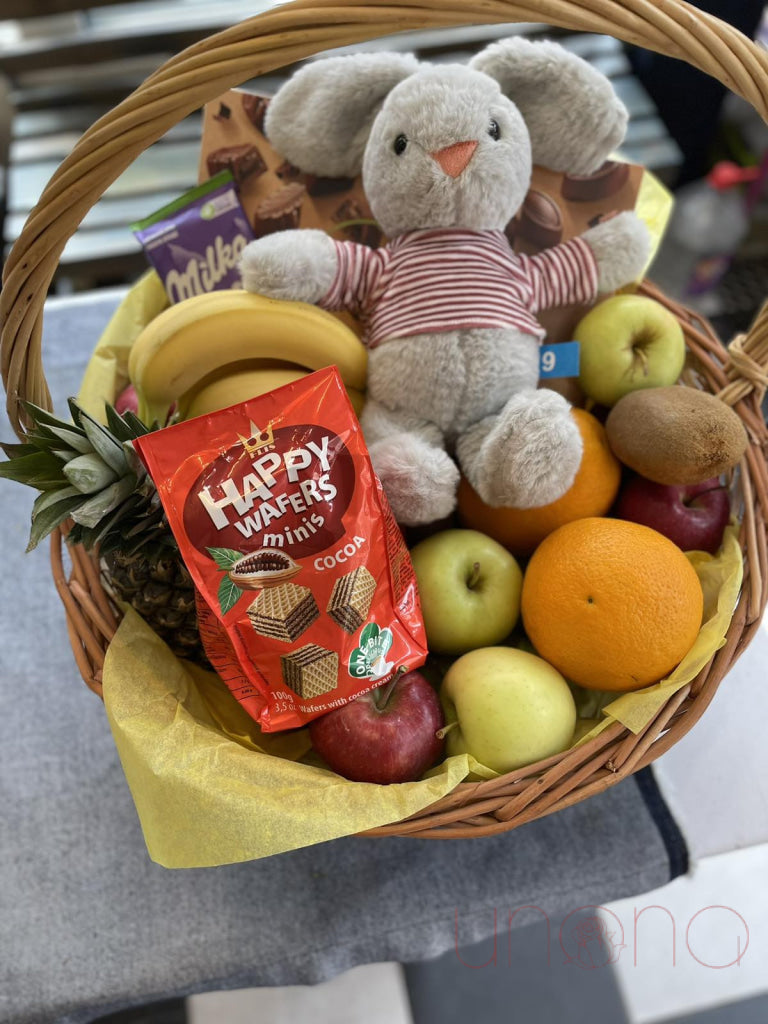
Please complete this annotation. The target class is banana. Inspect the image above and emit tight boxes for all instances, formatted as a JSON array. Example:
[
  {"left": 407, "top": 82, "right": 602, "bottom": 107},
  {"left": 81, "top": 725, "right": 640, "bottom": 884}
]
[
  {"left": 128, "top": 290, "right": 368, "bottom": 423},
  {"left": 176, "top": 357, "right": 307, "bottom": 414},
  {"left": 184, "top": 367, "right": 306, "bottom": 420},
  {"left": 182, "top": 366, "right": 366, "bottom": 421}
]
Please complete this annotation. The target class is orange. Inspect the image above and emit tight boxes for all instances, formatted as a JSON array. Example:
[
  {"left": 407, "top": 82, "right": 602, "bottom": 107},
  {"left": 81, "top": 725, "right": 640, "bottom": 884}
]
[
  {"left": 521, "top": 517, "right": 703, "bottom": 691},
  {"left": 457, "top": 409, "right": 621, "bottom": 557}
]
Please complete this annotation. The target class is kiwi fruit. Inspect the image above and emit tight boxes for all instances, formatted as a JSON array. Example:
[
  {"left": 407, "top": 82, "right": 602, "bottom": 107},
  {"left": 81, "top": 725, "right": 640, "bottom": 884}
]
[{"left": 605, "top": 386, "right": 748, "bottom": 485}]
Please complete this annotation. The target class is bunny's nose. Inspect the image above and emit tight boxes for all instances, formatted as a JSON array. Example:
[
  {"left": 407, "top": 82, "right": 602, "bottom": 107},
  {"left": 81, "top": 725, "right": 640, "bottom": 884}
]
[{"left": 430, "top": 140, "right": 478, "bottom": 178}]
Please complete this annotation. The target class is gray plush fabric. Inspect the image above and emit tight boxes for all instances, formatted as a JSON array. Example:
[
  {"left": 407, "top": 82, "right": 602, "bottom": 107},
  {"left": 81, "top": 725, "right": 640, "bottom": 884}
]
[
  {"left": 265, "top": 52, "right": 420, "bottom": 178},
  {"left": 584, "top": 211, "right": 652, "bottom": 294},
  {"left": 469, "top": 36, "right": 628, "bottom": 175},
  {"left": 361, "top": 63, "right": 531, "bottom": 237},
  {"left": 240, "top": 227, "right": 337, "bottom": 303},
  {"left": 0, "top": 293, "right": 682, "bottom": 1024},
  {"left": 456, "top": 387, "right": 583, "bottom": 509}
]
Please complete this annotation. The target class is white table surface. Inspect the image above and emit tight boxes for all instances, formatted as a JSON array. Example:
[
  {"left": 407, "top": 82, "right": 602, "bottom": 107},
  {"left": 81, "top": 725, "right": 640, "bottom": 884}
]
[{"left": 653, "top": 615, "right": 768, "bottom": 859}]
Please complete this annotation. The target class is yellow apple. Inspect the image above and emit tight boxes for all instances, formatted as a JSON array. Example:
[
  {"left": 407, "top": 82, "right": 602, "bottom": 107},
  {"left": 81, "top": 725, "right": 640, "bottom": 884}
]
[
  {"left": 575, "top": 294, "right": 685, "bottom": 407},
  {"left": 440, "top": 647, "right": 576, "bottom": 773}
]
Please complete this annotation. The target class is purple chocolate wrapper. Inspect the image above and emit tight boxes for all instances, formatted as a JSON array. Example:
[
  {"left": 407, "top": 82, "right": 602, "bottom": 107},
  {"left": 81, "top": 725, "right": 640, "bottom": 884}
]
[{"left": 132, "top": 172, "right": 255, "bottom": 303}]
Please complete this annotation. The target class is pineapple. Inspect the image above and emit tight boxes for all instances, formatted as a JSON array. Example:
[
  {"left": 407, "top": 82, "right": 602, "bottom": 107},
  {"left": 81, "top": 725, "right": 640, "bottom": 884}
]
[{"left": 0, "top": 399, "right": 206, "bottom": 664}]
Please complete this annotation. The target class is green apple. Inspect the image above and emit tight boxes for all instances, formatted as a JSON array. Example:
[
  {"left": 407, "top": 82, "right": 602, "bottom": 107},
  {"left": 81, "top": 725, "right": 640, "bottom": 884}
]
[
  {"left": 440, "top": 647, "right": 576, "bottom": 773},
  {"left": 410, "top": 529, "right": 522, "bottom": 655},
  {"left": 575, "top": 294, "right": 685, "bottom": 407}
]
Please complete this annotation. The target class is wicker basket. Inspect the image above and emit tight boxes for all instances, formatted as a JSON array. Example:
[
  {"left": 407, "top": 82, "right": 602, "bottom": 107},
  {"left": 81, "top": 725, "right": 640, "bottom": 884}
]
[{"left": 2, "top": 0, "right": 768, "bottom": 841}]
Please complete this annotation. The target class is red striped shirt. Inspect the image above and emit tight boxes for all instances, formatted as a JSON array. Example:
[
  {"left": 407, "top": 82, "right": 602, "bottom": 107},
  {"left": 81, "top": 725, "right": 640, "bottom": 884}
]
[{"left": 319, "top": 228, "right": 599, "bottom": 348}]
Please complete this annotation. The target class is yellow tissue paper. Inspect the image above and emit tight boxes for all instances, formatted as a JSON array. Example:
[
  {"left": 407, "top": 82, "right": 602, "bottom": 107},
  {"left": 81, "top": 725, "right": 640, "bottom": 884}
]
[
  {"left": 103, "top": 608, "right": 473, "bottom": 866},
  {"left": 635, "top": 167, "right": 673, "bottom": 276},
  {"left": 77, "top": 270, "right": 168, "bottom": 421}
]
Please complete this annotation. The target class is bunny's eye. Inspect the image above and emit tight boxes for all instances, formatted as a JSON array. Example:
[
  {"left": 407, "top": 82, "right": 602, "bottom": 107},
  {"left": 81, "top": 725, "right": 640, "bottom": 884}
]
[
  {"left": 488, "top": 119, "right": 501, "bottom": 141},
  {"left": 393, "top": 134, "right": 408, "bottom": 155}
]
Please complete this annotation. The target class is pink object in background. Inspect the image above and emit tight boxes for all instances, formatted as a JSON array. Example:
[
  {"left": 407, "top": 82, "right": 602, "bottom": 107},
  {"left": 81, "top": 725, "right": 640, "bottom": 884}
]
[{"left": 114, "top": 384, "right": 139, "bottom": 416}]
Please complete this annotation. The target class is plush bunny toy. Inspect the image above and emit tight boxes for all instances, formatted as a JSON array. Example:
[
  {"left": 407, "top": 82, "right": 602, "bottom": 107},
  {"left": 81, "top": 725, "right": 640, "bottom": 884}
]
[{"left": 240, "top": 37, "right": 650, "bottom": 525}]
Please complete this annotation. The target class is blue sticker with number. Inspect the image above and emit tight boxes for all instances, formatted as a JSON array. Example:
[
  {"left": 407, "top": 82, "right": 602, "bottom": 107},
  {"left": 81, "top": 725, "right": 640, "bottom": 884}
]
[{"left": 539, "top": 341, "right": 580, "bottom": 379}]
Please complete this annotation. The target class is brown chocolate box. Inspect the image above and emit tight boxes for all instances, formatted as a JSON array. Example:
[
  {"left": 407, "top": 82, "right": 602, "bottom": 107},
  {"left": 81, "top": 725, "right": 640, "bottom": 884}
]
[
  {"left": 199, "top": 88, "right": 644, "bottom": 345},
  {"left": 199, "top": 89, "right": 378, "bottom": 251}
]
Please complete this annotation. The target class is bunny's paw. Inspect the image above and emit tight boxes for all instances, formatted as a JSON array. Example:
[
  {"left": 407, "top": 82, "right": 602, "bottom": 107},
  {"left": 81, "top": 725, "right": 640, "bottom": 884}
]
[
  {"left": 582, "top": 211, "right": 651, "bottom": 293},
  {"left": 239, "top": 229, "right": 337, "bottom": 303},
  {"left": 368, "top": 434, "right": 460, "bottom": 526},
  {"left": 457, "top": 390, "right": 582, "bottom": 509}
]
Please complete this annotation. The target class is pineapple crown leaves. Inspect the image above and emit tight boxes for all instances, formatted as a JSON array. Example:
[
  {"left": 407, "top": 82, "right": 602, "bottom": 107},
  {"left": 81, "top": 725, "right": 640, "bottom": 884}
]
[{"left": 0, "top": 399, "right": 173, "bottom": 555}]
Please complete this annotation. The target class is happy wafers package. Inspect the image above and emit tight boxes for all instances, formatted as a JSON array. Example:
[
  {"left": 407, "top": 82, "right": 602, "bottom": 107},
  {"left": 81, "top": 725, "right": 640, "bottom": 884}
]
[{"left": 134, "top": 367, "right": 427, "bottom": 732}]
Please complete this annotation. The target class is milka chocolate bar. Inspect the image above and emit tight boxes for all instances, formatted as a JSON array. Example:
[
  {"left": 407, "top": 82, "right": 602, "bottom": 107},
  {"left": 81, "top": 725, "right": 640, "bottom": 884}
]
[
  {"left": 131, "top": 172, "right": 255, "bottom": 303},
  {"left": 281, "top": 644, "right": 339, "bottom": 699},
  {"left": 206, "top": 143, "right": 266, "bottom": 183},
  {"left": 327, "top": 566, "right": 376, "bottom": 634},
  {"left": 248, "top": 583, "right": 319, "bottom": 643}
]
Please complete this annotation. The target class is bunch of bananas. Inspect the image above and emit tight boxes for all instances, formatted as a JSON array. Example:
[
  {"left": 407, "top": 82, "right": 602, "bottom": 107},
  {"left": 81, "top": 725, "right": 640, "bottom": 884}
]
[{"left": 127, "top": 290, "right": 368, "bottom": 425}]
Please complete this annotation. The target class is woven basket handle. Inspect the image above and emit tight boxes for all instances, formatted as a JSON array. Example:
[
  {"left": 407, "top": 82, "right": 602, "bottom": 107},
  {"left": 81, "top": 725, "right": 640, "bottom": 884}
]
[{"left": 2, "top": 0, "right": 768, "bottom": 437}]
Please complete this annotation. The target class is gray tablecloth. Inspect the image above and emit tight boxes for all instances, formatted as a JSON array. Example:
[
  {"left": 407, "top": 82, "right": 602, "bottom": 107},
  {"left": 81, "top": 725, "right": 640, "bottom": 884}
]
[{"left": 0, "top": 292, "right": 687, "bottom": 1024}]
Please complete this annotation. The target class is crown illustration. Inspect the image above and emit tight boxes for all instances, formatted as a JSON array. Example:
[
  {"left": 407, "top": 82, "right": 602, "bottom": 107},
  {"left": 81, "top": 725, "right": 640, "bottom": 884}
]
[{"left": 238, "top": 420, "right": 275, "bottom": 455}]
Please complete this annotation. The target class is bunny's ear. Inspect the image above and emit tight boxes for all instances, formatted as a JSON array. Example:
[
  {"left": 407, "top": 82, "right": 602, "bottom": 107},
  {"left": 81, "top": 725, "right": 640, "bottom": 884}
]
[
  {"left": 470, "top": 38, "right": 628, "bottom": 175},
  {"left": 264, "top": 52, "right": 419, "bottom": 177}
]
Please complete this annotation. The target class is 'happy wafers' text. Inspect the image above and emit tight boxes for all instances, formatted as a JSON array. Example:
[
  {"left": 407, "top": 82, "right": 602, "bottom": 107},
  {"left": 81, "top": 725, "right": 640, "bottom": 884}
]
[{"left": 196, "top": 435, "right": 337, "bottom": 539}]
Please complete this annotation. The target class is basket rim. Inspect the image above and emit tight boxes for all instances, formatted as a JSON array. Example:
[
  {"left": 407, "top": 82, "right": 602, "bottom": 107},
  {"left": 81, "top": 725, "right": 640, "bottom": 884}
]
[
  {"left": 5, "top": 0, "right": 768, "bottom": 841},
  {"left": 49, "top": 282, "right": 768, "bottom": 841}
]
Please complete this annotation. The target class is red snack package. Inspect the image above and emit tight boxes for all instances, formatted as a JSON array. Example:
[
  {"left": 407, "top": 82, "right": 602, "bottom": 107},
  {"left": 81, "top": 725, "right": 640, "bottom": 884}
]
[{"left": 134, "top": 367, "right": 428, "bottom": 731}]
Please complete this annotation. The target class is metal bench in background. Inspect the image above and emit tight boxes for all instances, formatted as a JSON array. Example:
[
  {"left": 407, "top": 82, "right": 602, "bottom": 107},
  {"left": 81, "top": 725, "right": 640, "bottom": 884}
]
[{"left": 1, "top": 2, "right": 682, "bottom": 293}]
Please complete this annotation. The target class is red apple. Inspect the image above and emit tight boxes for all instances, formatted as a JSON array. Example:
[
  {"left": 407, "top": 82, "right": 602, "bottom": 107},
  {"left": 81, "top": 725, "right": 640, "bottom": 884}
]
[
  {"left": 115, "top": 385, "right": 177, "bottom": 425},
  {"left": 615, "top": 474, "right": 730, "bottom": 554},
  {"left": 309, "top": 670, "right": 445, "bottom": 784}
]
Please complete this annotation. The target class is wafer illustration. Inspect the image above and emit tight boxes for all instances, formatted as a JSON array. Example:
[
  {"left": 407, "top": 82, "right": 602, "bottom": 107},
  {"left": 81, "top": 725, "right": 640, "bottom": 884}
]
[
  {"left": 327, "top": 566, "right": 376, "bottom": 634},
  {"left": 281, "top": 644, "right": 339, "bottom": 699},
  {"left": 241, "top": 92, "right": 270, "bottom": 133},
  {"left": 253, "top": 182, "right": 306, "bottom": 236},
  {"left": 247, "top": 583, "right": 319, "bottom": 643},
  {"left": 206, "top": 143, "right": 266, "bottom": 183}
]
